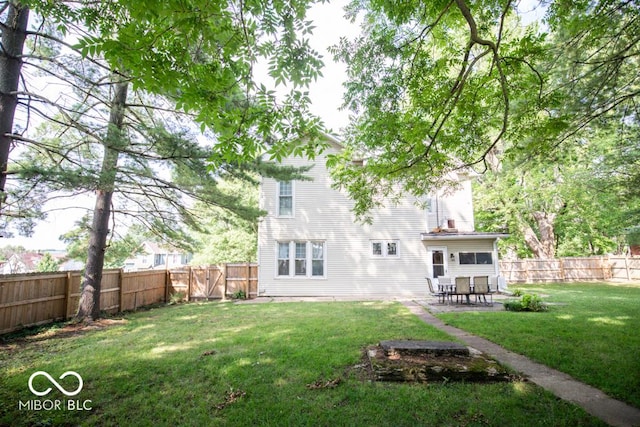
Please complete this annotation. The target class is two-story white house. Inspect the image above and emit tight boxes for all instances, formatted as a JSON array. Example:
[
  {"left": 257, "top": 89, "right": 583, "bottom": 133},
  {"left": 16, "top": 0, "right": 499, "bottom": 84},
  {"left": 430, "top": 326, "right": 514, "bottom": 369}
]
[{"left": 257, "top": 134, "right": 507, "bottom": 297}]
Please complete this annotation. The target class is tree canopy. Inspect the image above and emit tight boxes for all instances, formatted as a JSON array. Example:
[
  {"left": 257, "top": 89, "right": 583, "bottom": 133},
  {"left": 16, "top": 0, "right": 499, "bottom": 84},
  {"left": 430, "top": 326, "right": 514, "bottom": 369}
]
[
  {"left": 330, "top": 0, "right": 639, "bottom": 219},
  {"left": 1, "top": 0, "right": 328, "bottom": 320}
]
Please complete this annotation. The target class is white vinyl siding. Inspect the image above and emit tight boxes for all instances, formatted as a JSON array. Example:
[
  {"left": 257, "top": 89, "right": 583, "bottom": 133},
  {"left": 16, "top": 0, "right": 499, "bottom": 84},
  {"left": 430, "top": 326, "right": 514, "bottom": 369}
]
[
  {"left": 258, "top": 139, "right": 495, "bottom": 297},
  {"left": 259, "top": 141, "right": 430, "bottom": 296}
]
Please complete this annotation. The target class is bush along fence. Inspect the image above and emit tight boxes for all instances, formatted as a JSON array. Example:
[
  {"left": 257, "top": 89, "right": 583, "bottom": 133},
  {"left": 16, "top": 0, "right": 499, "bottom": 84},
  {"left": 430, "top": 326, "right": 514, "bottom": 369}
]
[{"left": 0, "top": 263, "right": 257, "bottom": 335}]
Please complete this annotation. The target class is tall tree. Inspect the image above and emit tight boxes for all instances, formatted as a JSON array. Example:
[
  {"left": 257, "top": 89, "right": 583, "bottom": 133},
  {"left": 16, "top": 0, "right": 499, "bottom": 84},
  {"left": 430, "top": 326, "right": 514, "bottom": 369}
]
[
  {"left": 0, "top": 2, "right": 29, "bottom": 215},
  {"left": 76, "top": 77, "right": 127, "bottom": 320},
  {"left": 35, "top": 251, "right": 58, "bottom": 272},
  {"left": 329, "top": 0, "right": 639, "bottom": 217},
  {"left": 189, "top": 179, "right": 260, "bottom": 265},
  {"left": 61, "top": 216, "right": 145, "bottom": 269},
  {"left": 474, "top": 124, "right": 637, "bottom": 258}
]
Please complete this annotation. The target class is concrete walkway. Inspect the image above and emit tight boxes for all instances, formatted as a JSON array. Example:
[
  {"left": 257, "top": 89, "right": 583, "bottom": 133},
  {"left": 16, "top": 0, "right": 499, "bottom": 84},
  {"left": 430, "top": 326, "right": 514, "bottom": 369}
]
[{"left": 401, "top": 300, "right": 640, "bottom": 427}]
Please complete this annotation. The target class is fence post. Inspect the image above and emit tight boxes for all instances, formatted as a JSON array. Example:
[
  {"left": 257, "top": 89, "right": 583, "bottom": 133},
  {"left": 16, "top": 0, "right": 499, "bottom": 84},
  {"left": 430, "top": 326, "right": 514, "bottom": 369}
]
[
  {"left": 245, "top": 262, "right": 250, "bottom": 299},
  {"left": 187, "top": 266, "right": 192, "bottom": 301},
  {"left": 624, "top": 256, "right": 631, "bottom": 281},
  {"left": 164, "top": 269, "right": 171, "bottom": 303},
  {"left": 559, "top": 258, "right": 565, "bottom": 281},
  {"left": 64, "top": 272, "right": 73, "bottom": 319},
  {"left": 224, "top": 263, "right": 229, "bottom": 299},
  {"left": 118, "top": 269, "right": 125, "bottom": 313}
]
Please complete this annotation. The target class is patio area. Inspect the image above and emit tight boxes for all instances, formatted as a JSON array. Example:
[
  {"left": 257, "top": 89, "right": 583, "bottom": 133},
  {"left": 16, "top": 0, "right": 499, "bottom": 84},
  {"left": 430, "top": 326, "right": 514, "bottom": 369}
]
[{"left": 417, "top": 292, "right": 511, "bottom": 313}]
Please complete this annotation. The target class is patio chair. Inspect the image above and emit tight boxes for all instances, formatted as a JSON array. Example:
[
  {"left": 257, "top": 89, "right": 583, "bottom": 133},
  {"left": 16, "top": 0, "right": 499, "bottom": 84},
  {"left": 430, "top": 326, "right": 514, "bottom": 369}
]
[
  {"left": 455, "top": 276, "right": 471, "bottom": 304},
  {"left": 473, "top": 276, "right": 492, "bottom": 305},
  {"left": 438, "top": 276, "right": 453, "bottom": 304},
  {"left": 426, "top": 277, "right": 446, "bottom": 304}
]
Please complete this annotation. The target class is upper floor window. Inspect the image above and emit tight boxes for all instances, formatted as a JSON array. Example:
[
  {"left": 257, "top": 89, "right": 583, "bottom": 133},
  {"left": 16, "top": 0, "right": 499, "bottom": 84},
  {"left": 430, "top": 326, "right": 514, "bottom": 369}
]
[
  {"left": 426, "top": 197, "right": 435, "bottom": 213},
  {"left": 277, "top": 181, "right": 293, "bottom": 217}
]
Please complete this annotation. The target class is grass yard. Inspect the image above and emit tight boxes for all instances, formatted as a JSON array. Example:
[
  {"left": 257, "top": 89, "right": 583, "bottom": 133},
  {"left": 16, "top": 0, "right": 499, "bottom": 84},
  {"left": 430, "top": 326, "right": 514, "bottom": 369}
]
[
  {"left": 438, "top": 282, "right": 640, "bottom": 409},
  {"left": 0, "top": 301, "right": 603, "bottom": 426}
]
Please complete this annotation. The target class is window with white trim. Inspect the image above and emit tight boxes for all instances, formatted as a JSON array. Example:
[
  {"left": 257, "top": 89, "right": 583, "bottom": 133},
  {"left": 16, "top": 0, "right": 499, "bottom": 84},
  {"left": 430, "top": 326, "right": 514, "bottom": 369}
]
[
  {"left": 295, "top": 242, "right": 307, "bottom": 276},
  {"left": 278, "top": 242, "right": 290, "bottom": 276},
  {"left": 371, "top": 240, "right": 400, "bottom": 258},
  {"left": 277, "top": 181, "right": 293, "bottom": 217},
  {"left": 277, "top": 241, "right": 326, "bottom": 278},
  {"left": 459, "top": 252, "right": 493, "bottom": 265}
]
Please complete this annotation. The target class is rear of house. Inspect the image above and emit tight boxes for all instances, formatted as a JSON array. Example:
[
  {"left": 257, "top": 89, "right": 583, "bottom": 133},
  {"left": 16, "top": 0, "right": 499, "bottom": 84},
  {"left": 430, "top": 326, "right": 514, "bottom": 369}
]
[{"left": 257, "top": 136, "right": 506, "bottom": 297}]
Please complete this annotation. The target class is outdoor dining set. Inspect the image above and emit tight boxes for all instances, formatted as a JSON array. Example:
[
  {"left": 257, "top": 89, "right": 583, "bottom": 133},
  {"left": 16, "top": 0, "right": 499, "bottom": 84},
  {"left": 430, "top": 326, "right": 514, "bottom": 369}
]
[{"left": 426, "top": 276, "right": 494, "bottom": 306}]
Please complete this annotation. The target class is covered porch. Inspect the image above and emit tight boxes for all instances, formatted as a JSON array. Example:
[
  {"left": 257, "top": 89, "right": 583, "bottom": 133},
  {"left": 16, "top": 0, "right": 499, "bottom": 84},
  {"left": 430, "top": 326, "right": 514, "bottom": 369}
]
[{"left": 421, "top": 231, "right": 509, "bottom": 295}]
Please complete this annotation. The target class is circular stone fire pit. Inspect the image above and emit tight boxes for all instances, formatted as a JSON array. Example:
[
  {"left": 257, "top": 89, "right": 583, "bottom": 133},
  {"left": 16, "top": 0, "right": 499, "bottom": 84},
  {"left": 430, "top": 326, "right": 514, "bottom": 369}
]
[{"left": 366, "top": 340, "right": 516, "bottom": 383}]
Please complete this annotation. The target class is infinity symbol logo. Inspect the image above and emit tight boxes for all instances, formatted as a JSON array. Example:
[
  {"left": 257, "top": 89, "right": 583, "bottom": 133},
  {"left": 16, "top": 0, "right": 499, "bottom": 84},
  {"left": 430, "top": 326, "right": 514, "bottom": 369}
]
[{"left": 28, "top": 371, "right": 83, "bottom": 397}]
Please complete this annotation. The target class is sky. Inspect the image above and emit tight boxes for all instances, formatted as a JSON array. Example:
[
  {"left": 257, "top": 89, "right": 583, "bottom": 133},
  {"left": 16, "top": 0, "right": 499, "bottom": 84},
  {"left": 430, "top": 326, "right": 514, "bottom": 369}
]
[{"left": 1, "top": 0, "right": 357, "bottom": 251}]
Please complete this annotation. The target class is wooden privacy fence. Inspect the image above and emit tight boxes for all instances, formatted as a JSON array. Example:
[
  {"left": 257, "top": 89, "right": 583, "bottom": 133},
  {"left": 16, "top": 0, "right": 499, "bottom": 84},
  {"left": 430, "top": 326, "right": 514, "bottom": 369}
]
[
  {"left": 168, "top": 263, "right": 258, "bottom": 300},
  {"left": 608, "top": 256, "right": 640, "bottom": 281},
  {"left": 0, "top": 263, "right": 258, "bottom": 335},
  {"left": 499, "top": 256, "right": 640, "bottom": 283}
]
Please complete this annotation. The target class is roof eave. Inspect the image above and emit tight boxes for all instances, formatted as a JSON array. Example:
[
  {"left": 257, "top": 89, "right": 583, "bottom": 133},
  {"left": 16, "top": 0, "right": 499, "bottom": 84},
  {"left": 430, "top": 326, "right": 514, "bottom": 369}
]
[{"left": 420, "top": 232, "right": 510, "bottom": 241}]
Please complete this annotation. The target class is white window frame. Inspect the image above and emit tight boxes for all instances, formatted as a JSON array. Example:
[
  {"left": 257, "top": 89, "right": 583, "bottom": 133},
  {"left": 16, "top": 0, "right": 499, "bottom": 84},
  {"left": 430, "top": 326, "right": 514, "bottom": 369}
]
[
  {"left": 276, "top": 241, "right": 326, "bottom": 279},
  {"left": 370, "top": 240, "right": 400, "bottom": 258},
  {"left": 276, "top": 181, "right": 294, "bottom": 218}
]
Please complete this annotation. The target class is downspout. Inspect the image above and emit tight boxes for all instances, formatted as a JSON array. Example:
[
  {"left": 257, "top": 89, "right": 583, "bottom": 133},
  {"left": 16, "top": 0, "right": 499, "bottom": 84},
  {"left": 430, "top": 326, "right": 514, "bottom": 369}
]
[{"left": 493, "top": 238, "right": 503, "bottom": 292}]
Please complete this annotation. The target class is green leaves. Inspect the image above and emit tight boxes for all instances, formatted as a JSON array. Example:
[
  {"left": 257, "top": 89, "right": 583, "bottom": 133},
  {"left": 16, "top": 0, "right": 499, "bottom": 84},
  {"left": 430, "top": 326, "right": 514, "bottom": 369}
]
[{"left": 29, "top": 0, "right": 327, "bottom": 165}]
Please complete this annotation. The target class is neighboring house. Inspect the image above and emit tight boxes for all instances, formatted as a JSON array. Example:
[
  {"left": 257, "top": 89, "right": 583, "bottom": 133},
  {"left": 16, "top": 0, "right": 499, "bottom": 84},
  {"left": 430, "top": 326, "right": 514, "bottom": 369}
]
[
  {"left": 123, "top": 241, "right": 192, "bottom": 271},
  {"left": 0, "top": 252, "right": 44, "bottom": 274},
  {"left": 0, "top": 251, "right": 82, "bottom": 273},
  {"left": 257, "top": 134, "right": 508, "bottom": 297}
]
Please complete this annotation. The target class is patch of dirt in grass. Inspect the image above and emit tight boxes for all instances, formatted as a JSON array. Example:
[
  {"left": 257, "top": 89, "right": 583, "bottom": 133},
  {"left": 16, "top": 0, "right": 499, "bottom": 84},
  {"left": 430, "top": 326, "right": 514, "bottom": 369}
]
[
  {"left": 0, "top": 318, "right": 128, "bottom": 352},
  {"left": 214, "top": 389, "right": 247, "bottom": 411},
  {"left": 344, "top": 344, "right": 523, "bottom": 384}
]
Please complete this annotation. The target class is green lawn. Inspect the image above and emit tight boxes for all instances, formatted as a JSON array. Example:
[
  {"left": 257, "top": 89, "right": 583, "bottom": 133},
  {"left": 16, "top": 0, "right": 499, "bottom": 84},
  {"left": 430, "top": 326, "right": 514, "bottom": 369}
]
[
  {"left": 0, "top": 301, "right": 603, "bottom": 426},
  {"left": 438, "top": 282, "right": 640, "bottom": 409}
]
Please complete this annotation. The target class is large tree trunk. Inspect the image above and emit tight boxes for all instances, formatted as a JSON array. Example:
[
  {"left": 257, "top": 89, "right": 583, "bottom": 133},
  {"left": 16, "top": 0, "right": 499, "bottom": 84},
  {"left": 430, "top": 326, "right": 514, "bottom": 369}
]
[
  {"left": 76, "top": 79, "right": 128, "bottom": 321},
  {"left": 521, "top": 211, "right": 557, "bottom": 259},
  {"left": 0, "top": 2, "right": 29, "bottom": 213}
]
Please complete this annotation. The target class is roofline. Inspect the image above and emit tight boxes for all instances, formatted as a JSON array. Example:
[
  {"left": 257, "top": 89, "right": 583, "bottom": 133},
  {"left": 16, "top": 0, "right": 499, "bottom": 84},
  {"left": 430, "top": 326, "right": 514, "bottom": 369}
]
[
  {"left": 319, "top": 131, "right": 344, "bottom": 149},
  {"left": 421, "top": 232, "right": 510, "bottom": 241}
]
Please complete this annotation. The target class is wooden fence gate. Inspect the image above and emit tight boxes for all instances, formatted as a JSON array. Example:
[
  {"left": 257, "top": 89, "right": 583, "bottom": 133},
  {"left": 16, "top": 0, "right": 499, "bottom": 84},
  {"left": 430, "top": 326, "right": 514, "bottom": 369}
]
[
  {"left": 189, "top": 267, "right": 225, "bottom": 299},
  {"left": 168, "top": 263, "right": 258, "bottom": 301}
]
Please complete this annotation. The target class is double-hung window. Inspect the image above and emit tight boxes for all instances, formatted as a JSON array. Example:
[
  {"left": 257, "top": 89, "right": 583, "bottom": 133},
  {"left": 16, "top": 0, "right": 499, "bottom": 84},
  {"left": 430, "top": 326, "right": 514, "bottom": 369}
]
[
  {"left": 278, "top": 243, "right": 290, "bottom": 276},
  {"left": 277, "top": 181, "right": 293, "bottom": 217},
  {"left": 277, "top": 241, "right": 325, "bottom": 278},
  {"left": 311, "top": 242, "right": 324, "bottom": 276},
  {"left": 295, "top": 242, "right": 307, "bottom": 276}
]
